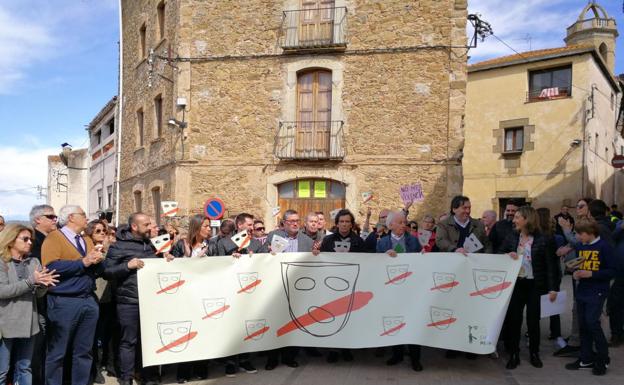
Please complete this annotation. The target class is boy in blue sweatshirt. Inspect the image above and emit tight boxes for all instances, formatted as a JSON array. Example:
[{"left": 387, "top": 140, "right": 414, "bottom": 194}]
[{"left": 565, "top": 220, "right": 615, "bottom": 375}]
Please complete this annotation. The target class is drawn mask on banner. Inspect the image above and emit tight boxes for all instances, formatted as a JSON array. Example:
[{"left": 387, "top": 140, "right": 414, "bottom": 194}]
[
  {"left": 382, "top": 316, "right": 404, "bottom": 336},
  {"left": 281, "top": 262, "right": 360, "bottom": 337},
  {"left": 157, "top": 321, "right": 192, "bottom": 352},
  {"left": 245, "top": 319, "right": 268, "bottom": 340},
  {"left": 158, "top": 272, "right": 182, "bottom": 294},
  {"left": 202, "top": 298, "right": 226, "bottom": 319},
  {"left": 432, "top": 272, "right": 456, "bottom": 292},
  {"left": 473, "top": 269, "right": 507, "bottom": 299},
  {"left": 386, "top": 264, "right": 409, "bottom": 285},
  {"left": 430, "top": 307, "right": 454, "bottom": 330},
  {"left": 238, "top": 272, "right": 259, "bottom": 293}
]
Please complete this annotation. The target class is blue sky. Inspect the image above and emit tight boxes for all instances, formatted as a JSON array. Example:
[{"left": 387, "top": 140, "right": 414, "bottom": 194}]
[{"left": 0, "top": 0, "right": 623, "bottom": 220}]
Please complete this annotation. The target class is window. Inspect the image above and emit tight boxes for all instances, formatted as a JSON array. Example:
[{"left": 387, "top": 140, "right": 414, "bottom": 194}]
[
  {"left": 152, "top": 187, "right": 162, "bottom": 225},
  {"left": 97, "top": 189, "right": 103, "bottom": 210},
  {"left": 108, "top": 118, "right": 115, "bottom": 136},
  {"left": 296, "top": 70, "right": 332, "bottom": 157},
  {"left": 278, "top": 179, "right": 344, "bottom": 199},
  {"left": 93, "top": 130, "right": 102, "bottom": 147},
  {"left": 136, "top": 109, "right": 144, "bottom": 147},
  {"left": 157, "top": 1, "right": 165, "bottom": 40},
  {"left": 504, "top": 127, "right": 523, "bottom": 152},
  {"left": 528, "top": 65, "right": 572, "bottom": 100},
  {"left": 134, "top": 191, "right": 142, "bottom": 212},
  {"left": 300, "top": 0, "right": 336, "bottom": 44},
  {"left": 139, "top": 23, "right": 147, "bottom": 60},
  {"left": 154, "top": 94, "right": 163, "bottom": 137},
  {"left": 107, "top": 185, "right": 113, "bottom": 208}
]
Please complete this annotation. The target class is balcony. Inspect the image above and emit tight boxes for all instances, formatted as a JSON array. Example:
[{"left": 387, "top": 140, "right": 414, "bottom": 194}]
[
  {"left": 280, "top": 7, "right": 347, "bottom": 52},
  {"left": 275, "top": 120, "right": 345, "bottom": 160},
  {"left": 526, "top": 87, "right": 571, "bottom": 103},
  {"left": 567, "top": 18, "right": 616, "bottom": 35}
]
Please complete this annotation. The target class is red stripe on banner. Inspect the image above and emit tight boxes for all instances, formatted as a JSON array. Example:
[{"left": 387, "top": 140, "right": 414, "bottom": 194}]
[
  {"left": 277, "top": 291, "right": 374, "bottom": 337},
  {"left": 430, "top": 281, "right": 460, "bottom": 291},
  {"left": 469, "top": 281, "right": 512, "bottom": 297},
  {"left": 244, "top": 326, "right": 270, "bottom": 341},
  {"left": 385, "top": 271, "right": 413, "bottom": 285},
  {"left": 202, "top": 305, "right": 230, "bottom": 319},
  {"left": 380, "top": 322, "right": 406, "bottom": 336},
  {"left": 237, "top": 279, "right": 262, "bottom": 294},
  {"left": 427, "top": 318, "right": 457, "bottom": 327},
  {"left": 156, "top": 280, "right": 186, "bottom": 294},
  {"left": 156, "top": 331, "right": 197, "bottom": 353}
]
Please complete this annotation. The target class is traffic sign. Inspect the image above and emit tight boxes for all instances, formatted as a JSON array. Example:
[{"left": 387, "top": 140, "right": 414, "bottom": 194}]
[
  {"left": 612, "top": 155, "right": 624, "bottom": 169},
  {"left": 204, "top": 198, "right": 226, "bottom": 220}
]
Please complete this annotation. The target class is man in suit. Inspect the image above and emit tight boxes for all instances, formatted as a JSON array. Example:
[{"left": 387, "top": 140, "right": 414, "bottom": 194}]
[{"left": 266, "top": 210, "right": 315, "bottom": 253}]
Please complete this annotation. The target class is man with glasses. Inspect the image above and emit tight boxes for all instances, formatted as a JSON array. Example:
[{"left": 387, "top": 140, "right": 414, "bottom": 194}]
[
  {"left": 41, "top": 205, "right": 105, "bottom": 385},
  {"left": 27, "top": 204, "right": 58, "bottom": 384}
]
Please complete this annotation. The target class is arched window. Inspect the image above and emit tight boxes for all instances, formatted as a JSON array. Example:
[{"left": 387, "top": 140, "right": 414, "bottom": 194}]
[
  {"left": 297, "top": 70, "right": 332, "bottom": 157},
  {"left": 278, "top": 178, "right": 345, "bottom": 228},
  {"left": 599, "top": 43, "right": 608, "bottom": 64}
]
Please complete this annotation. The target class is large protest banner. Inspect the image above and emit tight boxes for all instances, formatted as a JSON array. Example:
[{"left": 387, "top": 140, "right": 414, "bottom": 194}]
[{"left": 138, "top": 252, "right": 520, "bottom": 366}]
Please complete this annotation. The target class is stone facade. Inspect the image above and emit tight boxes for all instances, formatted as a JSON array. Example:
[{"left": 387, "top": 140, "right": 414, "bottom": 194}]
[{"left": 119, "top": 0, "right": 467, "bottom": 226}]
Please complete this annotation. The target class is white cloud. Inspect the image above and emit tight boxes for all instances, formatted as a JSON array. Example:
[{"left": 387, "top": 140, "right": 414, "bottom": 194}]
[
  {"left": 0, "top": 6, "right": 55, "bottom": 94},
  {"left": 467, "top": 0, "right": 580, "bottom": 63}
]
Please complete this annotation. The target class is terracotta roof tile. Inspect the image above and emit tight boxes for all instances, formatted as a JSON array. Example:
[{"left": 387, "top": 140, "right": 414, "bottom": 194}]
[{"left": 469, "top": 44, "right": 595, "bottom": 71}]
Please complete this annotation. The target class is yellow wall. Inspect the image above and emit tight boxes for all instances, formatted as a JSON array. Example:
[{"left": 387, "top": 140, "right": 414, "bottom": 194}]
[{"left": 464, "top": 53, "right": 620, "bottom": 217}]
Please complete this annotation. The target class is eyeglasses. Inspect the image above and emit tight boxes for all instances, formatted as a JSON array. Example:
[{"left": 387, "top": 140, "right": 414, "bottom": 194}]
[
  {"left": 94, "top": 229, "right": 106, "bottom": 234},
  {"left": 284, "top": 220, "right": 299, "bottom": 224},
  {"left": 254, "top": 227, "right": 265, "bottom": 231},
  {"left": 43, "top": 214, "right": 58, "bottom": 220},
  {"left": 576, "top": 204, "right": 587, "bottom": 209},
  {"left": 18, "top": 237, "right": 32, "bottom": 243}
]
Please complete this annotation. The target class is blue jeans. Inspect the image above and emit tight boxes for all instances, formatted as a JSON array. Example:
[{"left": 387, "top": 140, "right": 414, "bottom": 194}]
[
  {"left": 0, "top": 336, "right": 35, "bottom": 385},
  {"left": 578, "top": 293, "right": 609, "bottom": 365},
  {"left": 45, "top": 295, "right": 99, "bottom": 385}
]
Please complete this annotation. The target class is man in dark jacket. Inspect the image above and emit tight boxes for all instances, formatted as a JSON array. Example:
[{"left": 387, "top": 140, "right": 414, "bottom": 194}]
[
  {"left": 216, "top": 213, "right": 265, "bottom": 256},
  {"left": 554, "top": 205, "right": 575, "bottom": 236},
  {"left": 489, "top": 201, "right": 519, "bottom": 253},
  {"left": 588, "top": 200, "right": 615, "bottom": 247},
  {"left": 104, "top": 213, "right": 159, "bottom": 385}
]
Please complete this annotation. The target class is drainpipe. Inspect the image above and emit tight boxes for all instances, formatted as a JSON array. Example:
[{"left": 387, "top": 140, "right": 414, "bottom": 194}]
[{"left": 114, "top": 0, "right": 124, "bottom": 227}]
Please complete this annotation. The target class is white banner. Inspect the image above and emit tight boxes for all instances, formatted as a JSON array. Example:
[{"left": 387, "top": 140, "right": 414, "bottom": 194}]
[{"left": 137, "top": 252, "right": 520, "bottom": 367}]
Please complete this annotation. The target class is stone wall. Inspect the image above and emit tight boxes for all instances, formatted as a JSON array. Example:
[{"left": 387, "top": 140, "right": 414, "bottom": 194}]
[{"left": 119, "top": 0, "right": 467, "bottom": 224}]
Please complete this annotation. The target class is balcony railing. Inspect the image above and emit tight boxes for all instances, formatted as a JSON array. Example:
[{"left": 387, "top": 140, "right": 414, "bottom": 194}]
[
  {"left": 567, "top": 18, "right": 616, "bottom": 35},
  {"left": 526, "top": 87, "right": 571, "bottom": 103},
  {"left": 281, "top": 7, "right": 347, "bottom": 51},
  {"left": 275, "top": 120, "right": 345, "bottom": 160}
]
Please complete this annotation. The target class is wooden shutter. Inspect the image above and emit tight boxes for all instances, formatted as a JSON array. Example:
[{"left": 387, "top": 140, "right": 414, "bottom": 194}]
[
  {"left": 300, "top": 0, "right": 335, "bottom": 45},
  {"left": 296, "top": 70, "right": 332, "bottom": 157}
]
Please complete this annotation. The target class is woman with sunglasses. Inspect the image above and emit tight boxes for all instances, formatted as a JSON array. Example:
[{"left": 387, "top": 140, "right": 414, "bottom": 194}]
[
  {"left": 84, "top": 220, "right": 114, "bottom": 384},
  {"left": 0, "top": 224, "right": 59, "bottom": 385}
]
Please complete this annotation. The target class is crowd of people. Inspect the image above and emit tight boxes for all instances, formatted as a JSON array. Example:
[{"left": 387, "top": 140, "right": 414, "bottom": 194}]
[{"left": 0, "top": 195, "right": 622, "bottom": 384}]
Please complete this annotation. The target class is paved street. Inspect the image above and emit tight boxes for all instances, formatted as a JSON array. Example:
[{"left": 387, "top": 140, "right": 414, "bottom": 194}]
[{"left": 102, "top": 277, "right": 624, "bottom": 384}]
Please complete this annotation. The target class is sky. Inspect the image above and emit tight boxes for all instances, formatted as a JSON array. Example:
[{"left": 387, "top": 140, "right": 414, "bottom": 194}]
[{"left": 0, "top": 0, "right": 623, "bottom": 221}]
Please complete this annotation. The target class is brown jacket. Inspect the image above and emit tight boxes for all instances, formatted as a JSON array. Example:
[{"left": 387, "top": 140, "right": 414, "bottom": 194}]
[
  {"left": 41, "top": 229, "right": 94, "bottom": 266},
  {"left": 435, "top": 215, "right": 492, "bottom": 253}
]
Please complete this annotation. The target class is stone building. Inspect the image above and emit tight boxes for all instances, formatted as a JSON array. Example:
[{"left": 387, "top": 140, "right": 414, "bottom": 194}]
[
  {"left": 463, "top": 2, "right": 624, "bottom": 218},
  {"left": 87, "top": 96, "right": 118, "bottom": 220},
  {"left": 118, "top": 0, "right": 468, "bottom": 227}
]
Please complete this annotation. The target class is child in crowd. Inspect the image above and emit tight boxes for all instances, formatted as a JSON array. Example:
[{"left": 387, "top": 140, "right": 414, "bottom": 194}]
[{"left": 565, "top": 220, "right": 615, "bottom": 375}]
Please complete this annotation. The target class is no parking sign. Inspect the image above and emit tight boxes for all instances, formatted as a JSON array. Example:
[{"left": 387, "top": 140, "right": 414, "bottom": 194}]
[{"left": 203, "top": 198, "right": 226, "bottom": 220}]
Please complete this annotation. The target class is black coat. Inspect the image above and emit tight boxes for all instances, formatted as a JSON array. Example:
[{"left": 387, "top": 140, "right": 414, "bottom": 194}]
[
  {"left": 103, "top": 225, "right": 158, "bottom": 305},
  {"left": 500, "top": 231, "right": 558, "bottom": 294},
  {"left": 320, "top": 231, "right": 365, "bottom": 252},
  {"left": 489, "top": 219, "right": 515, "bottom": 253}
]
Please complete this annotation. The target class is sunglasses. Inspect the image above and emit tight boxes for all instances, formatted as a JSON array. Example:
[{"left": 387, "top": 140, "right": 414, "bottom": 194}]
[
  {"left": 94, "top": 229, "right": 106, "bottom": 234},
  {"left": 18, "top": 237, "right": 32, "bottom": 243},
  {"left": 576, "top": 204, "right": 586, "bottom": 209},
  {"left": 410, "top": 226, "right": 418, "bottom": 229},
  {"left": 254, "top": 227, "right": 265, "bottom": 231},
  {"left": 43, "top": 214, "right": 58, "bottom": 220}
]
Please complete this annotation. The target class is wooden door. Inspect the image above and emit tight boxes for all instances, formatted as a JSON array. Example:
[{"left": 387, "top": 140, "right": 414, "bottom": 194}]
[
  {"left": 278, "top": 198, "right": 344, "bottom": 229},
  {"left": 296, "top": 70, "right": 332, "bottom": 157},
  {"left": 300, "top": 0, "right": 335, "bottom": 44},
  {"left": 277, "top": 179, "right": 345, "bottom": 230}
]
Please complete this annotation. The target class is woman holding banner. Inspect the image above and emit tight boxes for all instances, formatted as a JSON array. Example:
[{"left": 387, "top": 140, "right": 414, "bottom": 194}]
[{"left": 500, "top": 206, "right": 558, "bottom": 369}]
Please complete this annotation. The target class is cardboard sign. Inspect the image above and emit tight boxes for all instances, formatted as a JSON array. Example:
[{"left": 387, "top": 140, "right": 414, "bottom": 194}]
[
  {"left": 161, "top": 201, "right": 179, "bottom": 217},
  {"left": 151, "top": 234, "right": 173, "bottom": 254},
  {"left": 231, "top": 230, "right": 251, "bottom": 250},
  {"left": 540, "top": 291, "right": 567, "bottom": 318},
  {"left": 271, "top": 235, "right": 289, "bottom": 254},
  {"left": 272, "top": 207, "right": 281, "bottom": 217},
  {"left": 399, "top": 183, "right": 424, "bottom": 205},
  {"left": 463, "top": 233, "right": 484, "bottom": 253},
  {"left": 137, "top": 252, "right": 522, "bottom": 366},
  {"left": 362, "top": 191, "right": 374, "bottom": 204},
  {"left": 418, "top": 230, "right": 432, "bottom": 247},
  {"left": 333, "top": 241, "right": 350, "bottom": 252}
]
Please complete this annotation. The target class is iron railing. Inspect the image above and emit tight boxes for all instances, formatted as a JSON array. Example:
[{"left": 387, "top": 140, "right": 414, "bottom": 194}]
[
  {"left": 526, "top": 87, "right": 571, "bottom": 102},
  {"left": 275, "top": 120, "right": 345, "bottom": 160},
  {"left": 280, "top": 7, "right": 347, "bottom": 51}
]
